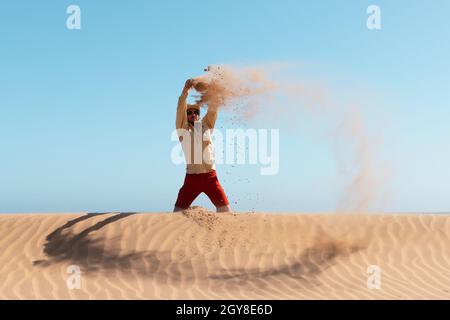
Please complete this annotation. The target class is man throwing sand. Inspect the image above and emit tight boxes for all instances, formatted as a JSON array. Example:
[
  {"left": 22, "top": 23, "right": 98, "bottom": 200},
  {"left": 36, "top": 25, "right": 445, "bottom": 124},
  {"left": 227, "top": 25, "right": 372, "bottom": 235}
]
[{"left": 173, "top": 79, "right": 231, "bottom": 212}]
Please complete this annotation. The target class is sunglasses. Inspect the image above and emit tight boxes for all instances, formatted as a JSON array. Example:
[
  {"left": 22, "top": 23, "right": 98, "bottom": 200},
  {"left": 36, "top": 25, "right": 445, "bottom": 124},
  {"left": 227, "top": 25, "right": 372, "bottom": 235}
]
[{"left": 187, "top": 110, "right": 200, "bottom": 116}]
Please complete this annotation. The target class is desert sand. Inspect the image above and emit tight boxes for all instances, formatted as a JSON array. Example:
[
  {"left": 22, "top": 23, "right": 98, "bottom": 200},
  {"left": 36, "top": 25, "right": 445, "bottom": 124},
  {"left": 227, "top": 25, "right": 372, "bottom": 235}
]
[{"left": 0, "top": 207, "right": 448, "bottom": 299}]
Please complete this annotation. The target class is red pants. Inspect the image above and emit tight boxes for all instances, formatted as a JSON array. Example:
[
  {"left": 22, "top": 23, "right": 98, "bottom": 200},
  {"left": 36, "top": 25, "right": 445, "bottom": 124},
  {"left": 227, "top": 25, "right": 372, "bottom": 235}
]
[{"left": 175, "top": 170, "right": 229, "bottom": 209}]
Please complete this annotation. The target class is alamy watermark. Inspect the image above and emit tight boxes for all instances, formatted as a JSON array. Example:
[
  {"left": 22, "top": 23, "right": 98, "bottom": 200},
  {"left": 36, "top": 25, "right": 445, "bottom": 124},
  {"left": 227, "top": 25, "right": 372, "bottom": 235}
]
[
  {"left": 367, "top": 5, "right": 381, "bottom": 30},
  {"left": 366, "top": 265, "right": 381, "bottom": 290},
  {"left": 66, "top": 5, "right": 81, "bottom": 30},
  {"left": 66, "top": 265, "right": 81, "bottom": 290},
  {"left": 171, "top": 125, "right": 280, "bottom": 175}
]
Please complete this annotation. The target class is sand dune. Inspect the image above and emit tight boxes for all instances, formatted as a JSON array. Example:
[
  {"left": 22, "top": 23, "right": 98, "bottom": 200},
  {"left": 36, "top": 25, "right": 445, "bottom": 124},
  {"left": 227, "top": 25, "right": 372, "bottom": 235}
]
[{"left": 0, "top": 207, "right": 449, "bottom": 299}]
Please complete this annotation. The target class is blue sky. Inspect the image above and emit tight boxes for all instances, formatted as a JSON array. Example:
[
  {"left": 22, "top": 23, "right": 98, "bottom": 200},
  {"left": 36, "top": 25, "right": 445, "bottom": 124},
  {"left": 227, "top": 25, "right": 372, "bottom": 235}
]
[{"left": 1, "top": 1, "right": 449, "bottom": 213}]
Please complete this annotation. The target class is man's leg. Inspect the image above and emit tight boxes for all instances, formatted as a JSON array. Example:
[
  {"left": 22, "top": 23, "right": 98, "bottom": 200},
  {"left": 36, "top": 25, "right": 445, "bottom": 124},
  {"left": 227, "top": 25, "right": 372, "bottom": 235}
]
[
  {"left": 173, "top": 175, "right": 201, "bottom": 212},
  {"left": 216, "top": 205, "right": 231, "bottom": 213},
  {"left": 203, "top": 173, "right": 231, "bottom": 212}
]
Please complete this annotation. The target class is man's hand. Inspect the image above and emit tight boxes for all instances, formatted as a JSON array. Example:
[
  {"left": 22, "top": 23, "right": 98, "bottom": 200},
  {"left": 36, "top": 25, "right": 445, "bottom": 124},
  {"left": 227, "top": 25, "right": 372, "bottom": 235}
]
[{"left": 182, "top": 79, "right": 193, "bottom": 96}]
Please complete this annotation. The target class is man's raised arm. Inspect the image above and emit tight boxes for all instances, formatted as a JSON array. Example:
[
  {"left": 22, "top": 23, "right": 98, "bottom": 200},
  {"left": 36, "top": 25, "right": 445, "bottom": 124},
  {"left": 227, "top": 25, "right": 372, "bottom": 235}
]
[
  {"left": 203, "top": 106, "right": 218, "bottom": 129},
  {"left": 176, "top": 79, "right": 192, "bottom": 130}
]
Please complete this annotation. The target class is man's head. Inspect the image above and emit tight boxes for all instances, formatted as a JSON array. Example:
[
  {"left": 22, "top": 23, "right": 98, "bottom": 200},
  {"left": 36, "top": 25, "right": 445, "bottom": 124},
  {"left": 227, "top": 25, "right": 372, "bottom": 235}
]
[{"left": 187, "top": 104, "right": 200, "bottom": 125}]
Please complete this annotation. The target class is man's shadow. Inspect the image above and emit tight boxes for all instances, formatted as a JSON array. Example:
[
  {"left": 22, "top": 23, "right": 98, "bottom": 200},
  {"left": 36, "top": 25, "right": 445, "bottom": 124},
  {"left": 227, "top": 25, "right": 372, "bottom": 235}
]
[
  {"left": 33, "top": 212, "right": 155, "bottom": 273},
  {"left": 33, "top": 212, "right": 191, "bottom": 280}
]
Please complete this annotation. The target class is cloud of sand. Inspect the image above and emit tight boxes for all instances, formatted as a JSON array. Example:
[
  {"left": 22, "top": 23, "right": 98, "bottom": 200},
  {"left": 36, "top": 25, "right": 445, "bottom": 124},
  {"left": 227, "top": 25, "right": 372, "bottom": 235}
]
[{"left": 191, "top": 64, "right": 389, "bottom": 213}]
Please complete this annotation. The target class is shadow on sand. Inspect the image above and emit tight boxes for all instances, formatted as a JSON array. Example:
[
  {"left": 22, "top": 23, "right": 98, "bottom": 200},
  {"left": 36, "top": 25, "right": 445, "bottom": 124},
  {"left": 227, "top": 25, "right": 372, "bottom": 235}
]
[
  {"left": 208, "top": 242, "right": 364, "bottom": 288},
  {"left": 33, "top": 213, "right": 364, "bottom": 288},
  {"left": 33, "top": 212, "right": 143, "bottom": 271}
]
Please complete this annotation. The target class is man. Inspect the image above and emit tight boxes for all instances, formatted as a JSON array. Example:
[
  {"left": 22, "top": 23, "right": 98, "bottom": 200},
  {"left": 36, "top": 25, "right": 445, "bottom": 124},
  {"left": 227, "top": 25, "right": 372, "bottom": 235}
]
[{"left": 173, "top": 79, "right": 231, "bottom": 212}]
